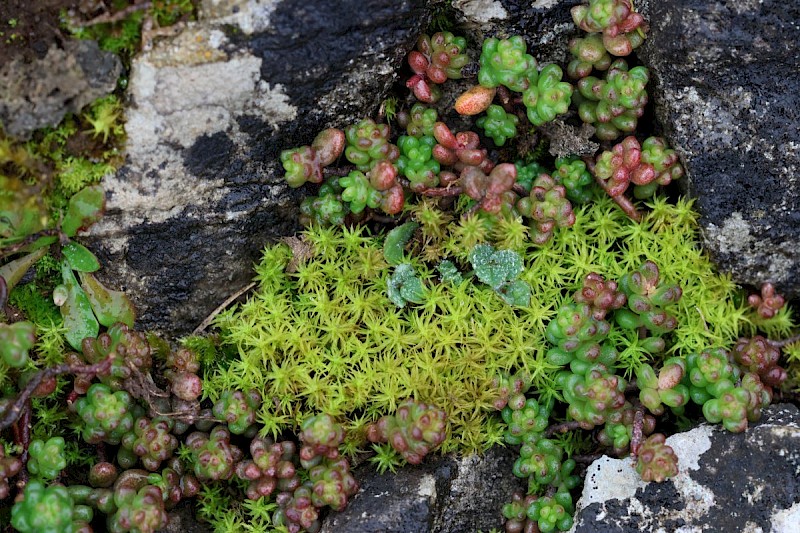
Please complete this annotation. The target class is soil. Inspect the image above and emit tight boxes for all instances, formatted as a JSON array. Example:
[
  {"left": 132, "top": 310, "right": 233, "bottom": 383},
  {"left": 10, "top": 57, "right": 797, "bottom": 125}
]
[{"left": 0, "top": 0, "right": 80, "bottom": 64}]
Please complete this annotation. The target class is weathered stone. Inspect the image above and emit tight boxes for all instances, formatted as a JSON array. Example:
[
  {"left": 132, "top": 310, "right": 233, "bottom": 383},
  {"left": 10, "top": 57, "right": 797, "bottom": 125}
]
[
  {"left": 571, "top": 403, "right": 800, "bottom": 533},
  {"left": 637, "top": 0, "right": 800, "bottom": 298},
  {"left": 0, "top": 39, "right": 122, "bottom": 139},
  {"left": 321, "top": 446, "right": 523, "bottom": 533},
  {"left": 88, "top": 0, "right": 429, "bottom": 334}
]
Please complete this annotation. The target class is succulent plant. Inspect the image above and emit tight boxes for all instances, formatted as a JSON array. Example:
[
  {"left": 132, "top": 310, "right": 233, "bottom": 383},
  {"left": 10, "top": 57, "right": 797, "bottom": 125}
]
[
  {"left": 281, "top": 128, "right": 346, "bottom": 188},
  {"left": 515, "top": 174, "right": 576, "bottom": 245},
  {"left": 478, "top": 36, "right": 538, "bottom": 92},
  {"left": 0, "top": 320, "right": 36, "bottom": 368},
  {"left": 11, "top": 480, "right": 75, "bottom": 533},
  {"left": 366, "top": 399, "right": 447, "bottom": 464},
  {"left": 502, "top": 396, "right": 551, "bottom": 445},
  {"left": 121, "top": 417, "right": 179, "bottom": 471},
  {"left": 185, "top": 425, "right": 243, "bottom": 481},
  {"left": 592, "top": 136, "right": 655, "bottom": 197},
  {"left": 513, "top": 437, "right": 563, "bottom": 484},
  {"left": 545, "top": 302, "right": 616, "bottom": 375},
  {"left": 635, "top": 433, "right": 678, "bottom": 482},
  {"left": 636, "top": 358, "right": 690, "bottom": 416},
  {"left": 0, "top": 446, "right": 22, "bottom": 499},
  {"left": 571, "top": 0, "right": 648, "bottom": 56},
  {"left": 212, "top": 389, "right": 261, "bottom": 435},
  {"left": 502, "top": 492, "right": 538, "bottom": 533},
  {"left": 236, "top": 438, "right": 298, "bottom": 500},
  {"left": 740, "top": 372, "right": 773, "bottom": 422},
  {"left": 702, "top": 386, "right": 751, "bottom": 433},
  {"left": 273, "top": 484, "right": 320, "bottom": 533},
  {"left": 522, "top": 64, "right": 574, "bottom": 126},
  {"left": 81, "top": 323, "right": 153, "bottom": 391},
  {"left": 74, "top": 383, "right": 136, "bottom": 445},
  {"left": 685, "top": 348, "right": 740, "bottom": 405},
  {"left": 407, "top": 32, "right": 469, "bottom": 103},
  {"left": 462, "top": 164, "right": 518, "bottom": 215},
  {"left": 397, "top": 103, "right": 438, "bottom": 137},
  {"left": 525, "top": 489, "right": 575, "bottom": 533},
  {"left": 567, "top": 34, "right": 612, "bottom": 79},
  {"left": 89, "top": 462, "right": 119, "bottom": 488},
  {"left": 308, "top": 456, "right": 359, "bottom": 511},
  {"left": 108, "top": 484, "right": 168, "bottom": 533},
  {"left": 575, "top": 60, "right": 649, "bottom": 140},
  {"left": 634, "top": 137, "right": 684, "bottom": 198},
  {"left": 344, "top": 118, "right": 400, "bottom": 172},
  {"left": 598, "top": 402, "right": 656, "bottom": 454},
  {"left": 514, "top": 161, "right": 548, "bottom": 195},
  {"left": 731, "top": 335, "right": 787, "bottom": 388},
  {"left": 616, "top": 260, "right": 682, "bottom": 338},
  {"left": 298, "top": 413, "right": 345, "bottom": 467},
  {"left": 396, "top": 135, "right": 441, "bottom": 190},
  {"left": 477, "top": 105, "right": 519, "bottom": 147},
  {"left": 747, "top": 282, "right": 786, "bottom": 319},
  {"left": 554, "top": 156, "right": 595, "bottom": 204},
  {"left": 299, "top": 179, "right": 348, "bottom": 227},
  {"left": 491, "top": 371, "right": 531, "bottom": 411},
  {"left": 559, "top": 364, "right": 626, "bottom": 429},
  {"left": 27, "top": 436, "right": 67, "bottom": 480},
  {"left": 573, "top": 272, "right": 626, "bottom": 320},
  {"left": 432, "top": 122, "right": 493, "bottom": 174}
]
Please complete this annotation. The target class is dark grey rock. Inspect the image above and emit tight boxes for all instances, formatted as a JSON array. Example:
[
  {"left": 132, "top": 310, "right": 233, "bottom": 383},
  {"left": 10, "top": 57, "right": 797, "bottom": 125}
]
[
  {"left": 88, "top": 0, "right": 430, "bottom": 335},
  {"left": 637, "top": 0, "right": 800, "bottom": 298},
  {"left": 0, "top": 39, "right": 122, "bottom": 139},
  {"left": 321, "top": 446, "right": 524, "bottom": 533},
  {"left": 571, "top": 403, "right": 800, "bottom": 533}
]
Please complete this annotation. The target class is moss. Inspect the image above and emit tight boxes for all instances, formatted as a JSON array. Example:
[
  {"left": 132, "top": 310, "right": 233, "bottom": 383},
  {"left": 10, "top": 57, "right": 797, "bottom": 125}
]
[{"left": 212, "top": 193, "right": 794, "bottom": 457}]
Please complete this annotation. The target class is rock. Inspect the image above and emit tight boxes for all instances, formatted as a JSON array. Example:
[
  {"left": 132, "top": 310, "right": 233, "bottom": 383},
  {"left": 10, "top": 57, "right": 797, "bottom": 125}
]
[
  {"left": 0, "top": 39, "right": 122, "bottom": 139},
  {"left": 570, "top": 403, "right": 800, "bottom": 533},
  {"left": 637, "top": 0, "right": 800, "bottom": 298},
  {"left": 321, "top": 446, "right": 523, "bottom": 533},
  {"left": 87, "top": 0, "right": 429, "bottom": 335}
]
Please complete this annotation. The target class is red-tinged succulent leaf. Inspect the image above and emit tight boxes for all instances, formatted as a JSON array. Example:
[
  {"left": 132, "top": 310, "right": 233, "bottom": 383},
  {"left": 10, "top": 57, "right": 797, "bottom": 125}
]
[
  {"left": 62, "top": 185, "right": 105, "bottom": 238},
  {"left": 311, "top": 128, "right": 345, "bottom": 167},
  {"left": 454, "top": 85, "right": 497, "bottom": 116}
]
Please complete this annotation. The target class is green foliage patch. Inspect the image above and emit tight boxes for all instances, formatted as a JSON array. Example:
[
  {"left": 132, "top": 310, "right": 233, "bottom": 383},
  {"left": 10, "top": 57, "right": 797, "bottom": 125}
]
[{"left": 211, "top": 194, "right": 787, "bottom": 455}]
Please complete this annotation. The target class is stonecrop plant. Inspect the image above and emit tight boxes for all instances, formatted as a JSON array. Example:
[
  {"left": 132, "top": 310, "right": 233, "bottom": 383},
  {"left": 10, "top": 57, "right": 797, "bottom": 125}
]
[{"left": 2, "top": 1, "right": 799, "bottom": 533}]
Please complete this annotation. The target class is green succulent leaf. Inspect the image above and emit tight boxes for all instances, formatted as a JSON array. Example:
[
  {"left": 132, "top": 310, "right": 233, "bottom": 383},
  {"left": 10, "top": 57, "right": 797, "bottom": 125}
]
[
  {"left": 384, "top": 222, "right": 419, "bottom": 266},
  {"left": 60, "top": 260, "right": 99, "bottom": 350},
  {"left": 62, "top": 241, "right": 100, "bottom": 272},
  {"left": 61, "top": 185, "right": 105, "bottom": 238},
  {"left": 78, "top": 271, "right": 135, "bottom": 327}
]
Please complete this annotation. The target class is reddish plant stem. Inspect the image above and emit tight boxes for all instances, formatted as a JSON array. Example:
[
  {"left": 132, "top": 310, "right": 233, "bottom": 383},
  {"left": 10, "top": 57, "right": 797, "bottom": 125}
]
[
  {"left": 583, "top": 156, "right": 642, "bottom": 222},
  {"left": 13, "top": 402, "right": 31, "bottom": 487},
  {"left": 630, "top": 403, "right": 646, "bottom": 457},
  {"left": 766, "top": 333, "right": 800, "bottom": 348},
  {"left": 545, "top": 420, "right": 583, "bottom": 437},
  {"left": 0, "top": 357, "right": 113, "bottom": 430},
  {"left": 419, "top": 186, "right": 463, "bottom": 197},
  {"left": 323, "top": 165, "right": 357, "bottom": 178}
]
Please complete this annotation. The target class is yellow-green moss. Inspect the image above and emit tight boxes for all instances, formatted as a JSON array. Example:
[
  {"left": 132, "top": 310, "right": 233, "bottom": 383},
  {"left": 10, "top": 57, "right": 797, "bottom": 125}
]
[{"left": 211, "top": 194, "right": 798, "bottom": 458}]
